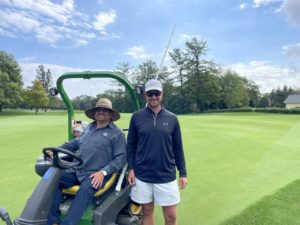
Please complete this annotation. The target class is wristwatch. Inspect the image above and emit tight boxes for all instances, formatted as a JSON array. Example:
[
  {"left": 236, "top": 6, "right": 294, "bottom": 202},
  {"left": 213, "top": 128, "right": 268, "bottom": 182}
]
[{"left": 102, "top": 170, "right": 107, "bottom": 176}]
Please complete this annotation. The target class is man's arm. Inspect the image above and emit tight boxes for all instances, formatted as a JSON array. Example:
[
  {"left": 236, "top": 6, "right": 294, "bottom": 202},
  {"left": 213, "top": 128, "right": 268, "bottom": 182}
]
[
  {"left": 101, "top": 131, "right": 127, "bottom": 175},
  {"left": 172, "top": 117, "right": 188, "bottom": 189},
  {"left": 172, "top": 117, "right": 187, "bottom": 177},
  {"left": 59, "top": 137, "right": 80, "bottom": 152}
]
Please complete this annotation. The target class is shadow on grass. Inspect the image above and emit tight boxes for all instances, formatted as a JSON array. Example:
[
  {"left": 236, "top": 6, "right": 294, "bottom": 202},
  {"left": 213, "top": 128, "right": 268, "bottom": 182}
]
[{"left": 220, "top": 179, "right": 300, "bottom": 225}]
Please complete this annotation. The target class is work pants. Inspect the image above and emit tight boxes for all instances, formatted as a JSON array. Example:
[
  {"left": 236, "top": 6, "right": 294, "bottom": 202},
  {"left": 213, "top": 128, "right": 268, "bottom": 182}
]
[{"left": 47, "top": 171, "right": 109, "bottom": 225}]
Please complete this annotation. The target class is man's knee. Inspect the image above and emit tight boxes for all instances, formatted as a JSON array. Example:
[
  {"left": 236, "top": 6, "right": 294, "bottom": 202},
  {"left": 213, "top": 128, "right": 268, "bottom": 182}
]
[
  {"left": 79, "top": 178, "right": 95, "bottom": 193},
  {"left": 77, "top": 185, "right": 95, "bottom": 198},
  {"left": 163, "top": 205, "right": 177, "bottom": 224},
  {"left": 142, "top": 202, "right": 154, "bottom": 216},
  {"left": 164, "top": 212, "right": 176, "bottom": 223}
]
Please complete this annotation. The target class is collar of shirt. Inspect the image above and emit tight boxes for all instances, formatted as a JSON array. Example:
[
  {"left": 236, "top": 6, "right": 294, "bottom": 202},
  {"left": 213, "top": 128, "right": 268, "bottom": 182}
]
[
  {"left": 146, "top": 105, "right": 165, "bottom": 115},
  {"left": 90, "top": 121, "right": 116, "bottom": 130}
]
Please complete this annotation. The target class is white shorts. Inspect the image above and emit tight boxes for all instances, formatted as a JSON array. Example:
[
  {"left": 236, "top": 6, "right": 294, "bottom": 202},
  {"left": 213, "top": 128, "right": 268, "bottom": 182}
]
[{"left": 130, "top": 178, "right": 180, "bottom": 206}]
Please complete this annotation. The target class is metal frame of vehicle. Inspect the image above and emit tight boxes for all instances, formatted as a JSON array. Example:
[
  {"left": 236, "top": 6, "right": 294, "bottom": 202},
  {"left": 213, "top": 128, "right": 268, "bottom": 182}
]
[
  {"left": 55, "top": 71, "right": 140, "bottom": 140},
  {"left": 0, "top": 71, "right": 142, "bottom": 225}
]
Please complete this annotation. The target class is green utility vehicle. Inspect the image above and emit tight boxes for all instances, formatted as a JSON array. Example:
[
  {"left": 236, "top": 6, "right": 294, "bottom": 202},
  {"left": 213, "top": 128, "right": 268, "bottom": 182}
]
[{"left": 0, "top": 71, "right": 142, "bottom": 225}]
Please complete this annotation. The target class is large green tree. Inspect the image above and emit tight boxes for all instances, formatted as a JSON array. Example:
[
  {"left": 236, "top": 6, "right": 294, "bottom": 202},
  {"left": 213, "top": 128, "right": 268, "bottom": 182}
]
[
  {"left": 131, "top": 60, "right": 159, "bottom": 86},
  {"left": 114, "top": 62, "right": 132, "bottom": 83},
  {"left": 183, "top": 38, "right": 223, "bottom": 111},
  {"left": 24, "top": 80, "right": 49, "bottom": 113},
  {"left": 131, "top": 60, "right": 170, "bottom": 107},
  {"left": 185, "top": 38, "right": 207, "bottom": 112},
  {"left": 36, "top": 64, "right": 52, "bottom": 95},
  {"left": 196, "top": 63, "right": 222, "bottom": 109},
  {"left": 169, "top": 48, "right": 187, "bottom": 87},
  {"left": 49, "top": 96, "right": 65, "bottom": 109},
  {"left": 270, "top": 85, "right": 293, "bottom": 107},
  {"left": 220, "top": 70, "right": 249, "bottom": 109},
  {"left": 242, "top": 78, "right": 260, "bottom": 107},
  {"left": 0, "top": 50, "right": 23, "bottom": 112},
  {"left": 111, "top": 62, "right": 136, "bottom": 112},
  {"left": 72, "top": 95, "right": 95, "bottom": 110},
  {"left": 131, "top": 60, "right": 170, "bottom": 84}
]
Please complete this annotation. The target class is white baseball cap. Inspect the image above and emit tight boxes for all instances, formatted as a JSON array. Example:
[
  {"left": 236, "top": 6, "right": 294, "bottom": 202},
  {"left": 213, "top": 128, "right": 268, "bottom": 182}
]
[{"left": 145, "top": 79, "right": 163, "bottom": 92}]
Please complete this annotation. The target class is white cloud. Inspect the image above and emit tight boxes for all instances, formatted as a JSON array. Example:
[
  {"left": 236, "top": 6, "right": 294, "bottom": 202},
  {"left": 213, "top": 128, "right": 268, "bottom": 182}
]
[
  {"left": 0, "top": 1, "right": 119, "bottom": 47},
  {"left": 178, "top": 33, "right": 193, "bottom": 41},
  {"left": 177, "top": 33, "right": 202, "bottom": 44},
  {"left": 126, "top": 46, "right": 152, "bottom": 59},
  {"left": 226, "top": 61, "right": 300, "bottom": 92},
  {"left": 19, "top": 56, "right": 36, "bottom": 63},
  {"left": 0, "top": 10, "right": 64, "bottom": 45},
  {"left": 20, "top": 63, "right": 81, "bottom": 86},
  {"left": 253, "top": 0, "right": 282, "bottom": 7},
  {"left": 239, "top": 3, "right": 248, "bottom": 10},
  {"left": 282, "top": 0, "right": 300, "bottom": 25},
  {"left": 252, "top": 0, "right": 300, "bottom": 25},
  {"left": 0, "top": 10, "right": 40, "bottom": 32},
  {"left": 0, "top": 0, "right": 74, "bottom": 23},
  {"left": 282, "top": 43, "right": 300, "bottom": 59},
  {"left": 93, "top": 10, "right": 117, "bottom": 32},
  {"left": 0, "top": 27, "right": 15, "bottom": 37},
  {"left": 20, "top": 63, "right": 115, "bottom": 98},
  {"left": 36, "top": 25, "right": 62, "bottom": 45}
]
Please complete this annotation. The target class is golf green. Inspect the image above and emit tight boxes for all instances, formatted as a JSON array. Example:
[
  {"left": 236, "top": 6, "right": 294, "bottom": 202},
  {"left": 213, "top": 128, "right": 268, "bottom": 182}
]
[{"left": 1, "top": 111, "right": 300, "bottom": 225}]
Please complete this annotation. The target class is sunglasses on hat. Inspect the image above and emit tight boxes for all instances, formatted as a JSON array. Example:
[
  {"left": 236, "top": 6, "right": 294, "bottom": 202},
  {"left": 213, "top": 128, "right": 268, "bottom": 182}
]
[{"left": 146, "top": 90, "right": 161, "bottom": 97}]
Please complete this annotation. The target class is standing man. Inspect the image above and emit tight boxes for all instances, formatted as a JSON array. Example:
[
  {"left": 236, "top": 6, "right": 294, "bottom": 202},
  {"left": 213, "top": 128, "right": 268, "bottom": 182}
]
[
  {"left": 127, "top": 79, "right": 187, "bottom": 225},
  {"left": 47, "top": 98, "right": 126, "bottom": 225}
]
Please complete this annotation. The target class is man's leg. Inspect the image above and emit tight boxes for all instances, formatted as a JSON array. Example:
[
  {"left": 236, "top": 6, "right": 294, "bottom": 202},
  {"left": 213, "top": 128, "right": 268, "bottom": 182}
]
[
  {"left": 153, "top": 180, "right": 180, "bottom": 225},
  {"left": 47, "top": 172, "right": 78, "bottom": 225},
  {"left": 130, "top": 178, "right": 155, "bottom": 225},
  {"left": 141, "top": 202, "right": 155, "bottom": 225},
  {"left": 47, "top": 187, "right": 63, "bottom": 225},
  {"left": 62, "top": 177, "right": 97, "bottom": 225},
  {"left": 162, "top": 205, "right": 177, "bottom": 225}
]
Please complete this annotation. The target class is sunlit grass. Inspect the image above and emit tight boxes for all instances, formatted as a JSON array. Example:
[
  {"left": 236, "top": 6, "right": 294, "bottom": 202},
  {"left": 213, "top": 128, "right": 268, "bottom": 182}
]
[
  {"left": 1, "top": 111, "right": 300, "bottom": 225},
  {"left": 220, "top": 179, "right": 300, "bottom": 225}
]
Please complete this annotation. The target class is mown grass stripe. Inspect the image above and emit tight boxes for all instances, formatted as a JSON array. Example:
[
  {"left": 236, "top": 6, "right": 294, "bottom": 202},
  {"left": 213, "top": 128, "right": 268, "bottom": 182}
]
[{"left": 1, "top": 111, "right": 300, "bottom": 225}]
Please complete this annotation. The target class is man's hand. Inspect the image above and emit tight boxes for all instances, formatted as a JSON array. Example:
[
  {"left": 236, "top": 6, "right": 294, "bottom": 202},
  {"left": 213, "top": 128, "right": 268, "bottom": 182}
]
[
  {"left": 179, "top": 177, "right": 187, "bottom": 190},
  {"left": 90, "top": 171, "right": 105, "bottom": 189},
  {"left": 128, "top": 169, "right": 136, "bottom": 185},
  {"left": 46, "top": 150, "right": 53, "bottom": 157}
]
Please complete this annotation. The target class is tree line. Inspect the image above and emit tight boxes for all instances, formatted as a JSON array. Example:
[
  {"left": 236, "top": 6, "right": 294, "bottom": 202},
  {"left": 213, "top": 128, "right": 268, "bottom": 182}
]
[
  {"left": 94, "top": 38, "right": 300, "bottom": 114},
  {"left": 1, "top": 38, "right": 299, "bottom": 114},
  {"left": 0, "top": 50, "right": 64, "bottom": 113}
]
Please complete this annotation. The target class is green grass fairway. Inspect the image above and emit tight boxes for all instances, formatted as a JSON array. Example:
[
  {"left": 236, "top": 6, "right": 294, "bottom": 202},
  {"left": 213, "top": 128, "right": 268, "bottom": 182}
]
[
  {"left": 220, "top": 178, "right": 300, "bottom": 225},
  {"left": 1, "top": 111, "right": 300, "bottom": 225}
]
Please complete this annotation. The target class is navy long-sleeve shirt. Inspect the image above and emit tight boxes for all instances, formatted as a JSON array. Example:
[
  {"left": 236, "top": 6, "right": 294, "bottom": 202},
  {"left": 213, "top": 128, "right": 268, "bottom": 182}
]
[
  {"left": 127, "top": 107, "right": 187, "bottom": 183},
  {"left": 60, "top": 121, "right": 126, "bottom": 182}
]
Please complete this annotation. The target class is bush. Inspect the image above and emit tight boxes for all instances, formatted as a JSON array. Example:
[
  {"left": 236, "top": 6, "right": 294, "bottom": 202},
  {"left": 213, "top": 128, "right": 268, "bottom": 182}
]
[
  {"left": 203, "top": 107, "right": 300, "bottom": 114},
  {"left": 204, "top": 108, "right": 253, "bottom": 113},
  {"left": 254, "top": 108, "right": 300, "bottom": 114}
]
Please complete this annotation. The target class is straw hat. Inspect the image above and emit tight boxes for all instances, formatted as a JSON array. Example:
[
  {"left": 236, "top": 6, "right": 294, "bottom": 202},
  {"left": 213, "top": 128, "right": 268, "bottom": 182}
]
[{"left": 85, "top": 98, "right": 120, "bottom": 121}]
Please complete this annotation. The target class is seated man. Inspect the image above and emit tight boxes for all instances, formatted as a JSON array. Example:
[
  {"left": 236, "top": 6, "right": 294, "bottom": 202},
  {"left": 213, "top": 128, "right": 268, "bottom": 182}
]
[{"left": 47, "top": 98, "right": 126, "bottom": 225}]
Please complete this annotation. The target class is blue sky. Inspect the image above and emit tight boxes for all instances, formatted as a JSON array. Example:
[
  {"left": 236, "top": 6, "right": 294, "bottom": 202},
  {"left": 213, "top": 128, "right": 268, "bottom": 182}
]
[{"left": 0, "top": 0, "right": 300, "bottom": 98}]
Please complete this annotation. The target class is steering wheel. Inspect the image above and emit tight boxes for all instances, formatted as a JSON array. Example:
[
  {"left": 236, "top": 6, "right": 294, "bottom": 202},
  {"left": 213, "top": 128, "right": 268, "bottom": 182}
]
[{"left": 43, "top": 147, "right": 83, "bottom": 170}]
